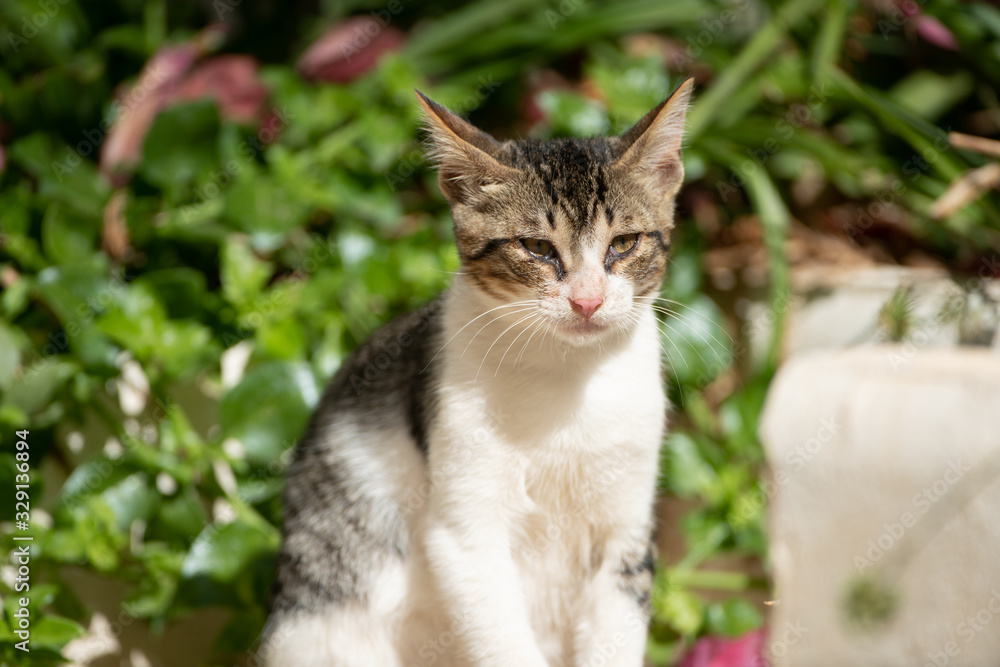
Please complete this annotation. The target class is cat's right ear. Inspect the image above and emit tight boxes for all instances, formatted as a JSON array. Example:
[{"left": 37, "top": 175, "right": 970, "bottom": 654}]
[
  {"left": 416, "top": 90, "right": 520, "bottom": 206},
  {"left": 613, "top": 78, "right": 694, "bottom": 205}
]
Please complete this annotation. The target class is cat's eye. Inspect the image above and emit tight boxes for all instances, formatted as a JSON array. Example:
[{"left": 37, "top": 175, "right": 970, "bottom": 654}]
[
  {"left": 522, "top": 238, "right": 555, "bottom": 259},
  {"left": 610, "top": 234, "right": 638, "bottom": 255}
]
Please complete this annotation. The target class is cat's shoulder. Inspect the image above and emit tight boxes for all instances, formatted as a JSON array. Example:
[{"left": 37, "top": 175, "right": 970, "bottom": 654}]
[{"left": 318, "top": 297, "right": 444, "bottom": 414}]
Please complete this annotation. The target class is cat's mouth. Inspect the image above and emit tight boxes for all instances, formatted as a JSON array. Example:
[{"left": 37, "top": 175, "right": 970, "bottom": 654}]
[{"left": 563, "top": 318, "right": 610, "bottom": 337}]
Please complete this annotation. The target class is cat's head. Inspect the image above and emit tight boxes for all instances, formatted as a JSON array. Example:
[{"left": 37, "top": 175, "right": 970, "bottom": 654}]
[{"left": 418, "top": 80, "right": 692, "bottom": 345}]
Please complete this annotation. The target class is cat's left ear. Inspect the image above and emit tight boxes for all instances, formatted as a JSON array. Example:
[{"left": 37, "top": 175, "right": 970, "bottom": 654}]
[
  {"left": 415, "top": 90, "right": 520, "bottom": 206},
  {"left": 613, "top": 78, "right": 694, "bottom": 202}
]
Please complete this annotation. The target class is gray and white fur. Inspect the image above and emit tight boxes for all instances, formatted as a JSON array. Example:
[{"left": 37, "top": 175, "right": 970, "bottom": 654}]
[{"left": 264, "top": 79, "right": 694, "bottom": 667}]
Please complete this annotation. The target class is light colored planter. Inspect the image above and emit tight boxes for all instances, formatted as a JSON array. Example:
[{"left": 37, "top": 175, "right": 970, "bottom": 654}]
[{"left": 759, "top": 346, "right": 1000, "bottom": 666}]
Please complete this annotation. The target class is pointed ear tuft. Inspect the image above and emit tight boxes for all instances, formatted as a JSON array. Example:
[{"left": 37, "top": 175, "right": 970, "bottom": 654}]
[
  {"left": 614, "top": 78, "right": 694, "bottom": 202},
  {"left": 415, "top": 90, "right": 519, "bottom": 205}
]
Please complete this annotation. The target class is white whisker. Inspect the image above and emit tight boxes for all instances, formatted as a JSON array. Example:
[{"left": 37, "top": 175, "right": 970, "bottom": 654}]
[
  {"left": 475, "top": 312, "right": 538, "bottom": 384},
  {"left": 654, "top": 317, "right": 698, "bottom": 370},
  {"left": 427, "top": 300, "right": 539, "bottom": 369},
  {"left": 515, "top": 316, "right": 547, "bottom": 366},
  {"left": 496, "top": 314, "right": 542, "bottom": 377},
  {"left": 460, "top": 306, "right": 538, "bottom": 360},
  {"left": 635, "top": 295, "right": 734, "bottom": 342},
  {"left": 644, "top": 305, "right": 728, "bottom": 363},
  {"left": 634, "top": 295, "right": 732, "bottom": 361},
  {"left": 626, "top": 310, "right": 684, "bottom": 371}
]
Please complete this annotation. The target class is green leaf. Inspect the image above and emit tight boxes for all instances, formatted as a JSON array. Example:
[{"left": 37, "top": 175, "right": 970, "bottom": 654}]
[
  {"left": 686, "top": 0, "right": 827, "bottom": 138},
  {"left": 705, "top": 598, "right": 764, "bottom": 637},
  {"left": 41, "top": 202, "right": 98, "bottom": 265},
  {"left": 536, "top": 90, "right": 609, "bottom": 138},
  {"left": 588, "top": 48, "right": 672, "bottom": 131},
  {"left": 889, "top": 70, "right": 974, "bottom": 122},
  {"left": 809, "top": 0, "right": 848, "bottom": 80},
  {"left": 213, "top": 607, "right": 267, "bottom": 654},
  {"left": 126, "top": 544, "right": 185, "bottom": 620},
  {"left": 151, "top": 486, "right": 209, "bottom": 543},
  {"left": 178, "top": 519, "right": 279, "bottom": 607},
  {"left": 828, "top": 67, "right": 965, "bottom": 183},
  {"left": 153, "top": 320, "right": 215, "bottom": 378},
  {"left": 404, "top": 0, "right": 541, "bottom": 60},
  {"left": 2, "top": 272, "right": 32, "bottom": 319},
  {"left": 138, "top": 100, "right": 221, "bottom": 195},
  {"left": 34, "top": 259, "right": 112, "bottom": 325},
  {"left": 256, "top": 316, "right": 306, "bottom": 360},
  {"left": 30, "top": 615, "right": 86, "bottom": 651},
  {"left": 140, "top": 268, "right": 209, "bottom": 319},
  {"left": 221, "top": 237, "right": 273, "bottom": 308},
  {"left": 655, "top": 586, "right": 705, "bottom": 637},
  {"left": 101, "top": 472, "right": 159, "bottom": 532},
  {"left": 59, "top": 459, "right": 133, "bottom": 506},
  {"left": 95, "top": 282, "right": 165, "bottom": 357},
  {"left": 7, "top": 133, "right": 111, "bottom": 220},
  {"left": 223, "top": 169, "right": 312, "bottom": 248},
  {"left": 220, "top": 361, "right": 318, "bottom": 465},
  {"left": 2, "top": 358, "right": 79, "bottom": 419},
  {"left": 96, "top": 281, "right": 215, "bottom": 377},
  {"left": 50, "top": 497, "right": 126, "bottom": 571},
  {"left": 662, "top": 432, "right": 718, "bottom": 499},
  {"left": 0, "top": 324, "right": 22, "bottom": 392},
  {"left": 740, "top": 166, "right": 791, "bottom": 373}
]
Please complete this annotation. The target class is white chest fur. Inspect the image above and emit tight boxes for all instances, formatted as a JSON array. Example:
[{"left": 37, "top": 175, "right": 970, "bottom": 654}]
[{"left": 421, "top": 283, "right": 667, "bottom": 665}]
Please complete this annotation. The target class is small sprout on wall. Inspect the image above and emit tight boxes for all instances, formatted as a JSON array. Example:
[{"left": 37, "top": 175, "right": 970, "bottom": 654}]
[
  {"left": 842, "top": 574, "right": 899, "bottom": 632},
  {"left": 878, "top": 285, "right": 916, "bottom": 343}
]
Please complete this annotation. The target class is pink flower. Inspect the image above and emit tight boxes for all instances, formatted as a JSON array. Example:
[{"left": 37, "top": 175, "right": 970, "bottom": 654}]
[
  {"left": 915, "top": 15, "right": 958, "bottom": 51},
  {"left": 170, "top": 55, "right": 269, "bottom": 124},
  {"left": 99, "top": 42, "right": 201, "bottom": 184},
  {"left": 297, "top": 16, "right": 405, "bottom": 83},
  {"left": 677, "top": 629, "right": 766, "bottom": 667},
  {"left": 891, "top": 1, "right": 958, "bottom": 51}
]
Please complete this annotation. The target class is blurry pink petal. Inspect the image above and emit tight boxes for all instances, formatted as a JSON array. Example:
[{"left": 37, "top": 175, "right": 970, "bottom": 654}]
[
  {"left": 915, "top": 15, "right": 958, "bottom": 51},
  {"left": 169, "top": 55, "right": 268, "bottom": 123},
  {"left": 678, "top": 629, "right": 766, "bottom": 667},
  {"left": 257, "top": 108, "right": 289, "bottom": 146},
  {"left": 297, "top": 16, "right": 404, "bottom": 83},
  {"left": 99, "top": 46, "right": 194, "bottom": 183},
  {"left": 899, "top": 0, "right": 920, "bottom": 18},
  {"left": 99, "top": 24, "right": 226, "bottom": 185},
  {"left": 102, "top": 189, "right": 130, "bottom": 261}
]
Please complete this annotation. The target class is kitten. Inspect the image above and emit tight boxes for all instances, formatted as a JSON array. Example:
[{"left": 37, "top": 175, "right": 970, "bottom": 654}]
[{"left": 263, "top": 78, "right": 693, "bottom": 667}]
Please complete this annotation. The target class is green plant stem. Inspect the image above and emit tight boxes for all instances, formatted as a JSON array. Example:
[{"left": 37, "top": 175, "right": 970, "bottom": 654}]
[
  {"left": 828, "top": 67, "right": 963, "bottom": 181},
  {"left": 669, "top": 569, "right": 752, "bottom": 592},
  {"left": 810, "top": 0, "right": 850, "bottom": 80},
  {"left": 704, "top": 140, "right": 791, "bottom": 374},
  {"left": 686, "top": 0, "right": 827, "bottom": 140},
  {"left": 674, "top": 523, "right": 730, "bottom": 573},
  {"left": 741, "top": 167, "right": 792, "bottom": 373}
]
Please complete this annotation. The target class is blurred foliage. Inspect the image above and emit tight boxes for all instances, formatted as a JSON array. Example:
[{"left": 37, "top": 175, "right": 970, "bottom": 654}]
[
  {"left": 878, "top": 284, "right": 917, "bottom": 341},
  {"left": 1, "top": 0, "right": 999, "bottom": 664}
]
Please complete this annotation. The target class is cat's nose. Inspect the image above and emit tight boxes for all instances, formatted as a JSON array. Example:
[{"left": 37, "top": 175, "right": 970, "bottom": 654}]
[{"left": 570, "top": 297, "right": 603, "bottom": 320}]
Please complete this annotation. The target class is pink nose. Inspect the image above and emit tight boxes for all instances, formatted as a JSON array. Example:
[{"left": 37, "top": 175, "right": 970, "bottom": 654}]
[{"left": 570, "top": 297, "right": 603, "bottom": 320}]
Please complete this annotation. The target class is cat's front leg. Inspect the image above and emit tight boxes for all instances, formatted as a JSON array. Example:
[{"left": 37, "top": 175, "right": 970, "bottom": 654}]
[
  {"left": 573, "top": 538, "right": 655, "bottom": 667},
  {"left": 422, "top": 446, "right": 549, "bottom": 667}
]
